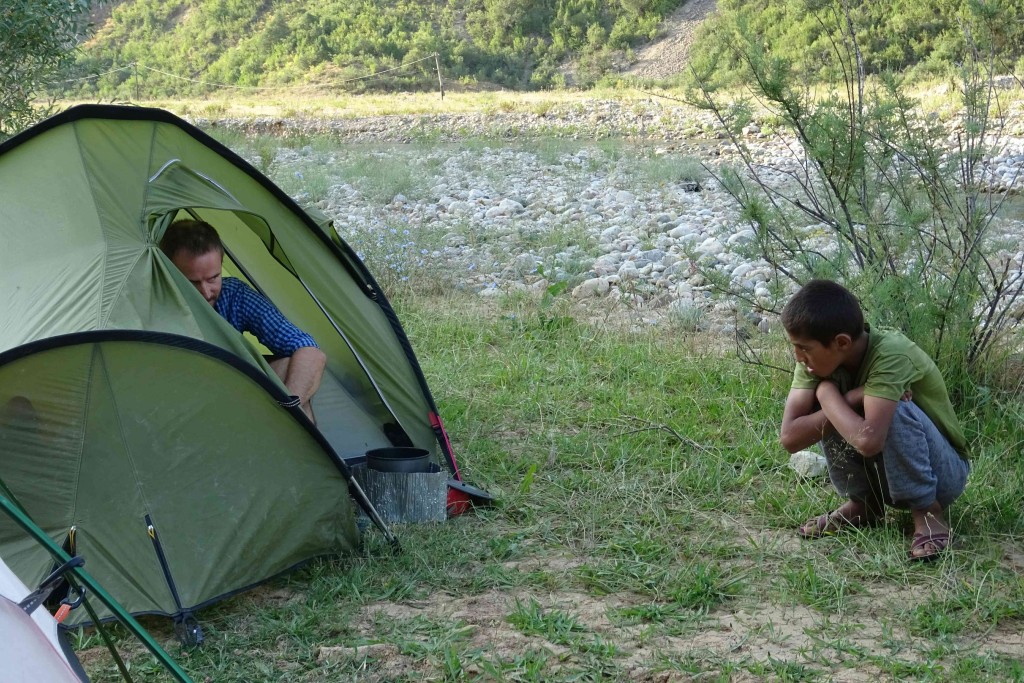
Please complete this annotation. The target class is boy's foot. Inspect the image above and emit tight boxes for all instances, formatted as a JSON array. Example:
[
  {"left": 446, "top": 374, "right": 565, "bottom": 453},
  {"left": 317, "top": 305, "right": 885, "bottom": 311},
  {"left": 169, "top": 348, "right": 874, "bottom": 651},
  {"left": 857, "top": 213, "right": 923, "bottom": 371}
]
[
  {"left": 909, "top": 502, "right": 950, "bottom": 562},
  {"left": 799, "top": 500, "right": 883, "bottom": 538},
  {"left": 909, "top": 531, "right": 950, "bottom": 562}
]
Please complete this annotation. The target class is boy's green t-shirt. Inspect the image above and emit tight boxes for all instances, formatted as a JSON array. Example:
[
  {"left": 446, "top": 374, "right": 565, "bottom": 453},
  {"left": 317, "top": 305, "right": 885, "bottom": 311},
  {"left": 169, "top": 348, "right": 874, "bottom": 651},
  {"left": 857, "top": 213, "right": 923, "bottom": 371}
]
[{"left": 790, "top": 326, "right": 968, "bottom": 457}]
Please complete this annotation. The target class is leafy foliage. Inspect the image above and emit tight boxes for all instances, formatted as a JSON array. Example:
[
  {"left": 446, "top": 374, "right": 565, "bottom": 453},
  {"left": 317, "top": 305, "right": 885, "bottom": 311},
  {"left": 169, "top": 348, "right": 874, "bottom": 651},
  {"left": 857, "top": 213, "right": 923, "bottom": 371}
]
[
  {"left": 56, "top": 0, "right": 1024, "bottom": 96},
  {"left": 690, "top": 0, "right": 1024, "bottom": 85},
  {"left": 66, "top": 0, "right": 685, "bottom": 96},
  {"left": 687, "top": 0, "right": 1024, "bottom": 399},
  {"left": 1, "top": 0, "right": 95, "bottom": 138}
]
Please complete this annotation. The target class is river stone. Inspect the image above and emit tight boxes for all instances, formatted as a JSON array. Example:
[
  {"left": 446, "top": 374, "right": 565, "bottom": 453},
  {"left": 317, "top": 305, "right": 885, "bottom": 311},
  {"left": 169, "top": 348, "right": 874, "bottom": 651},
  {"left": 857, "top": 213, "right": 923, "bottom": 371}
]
[
  {"left": 618, "top": 261, "right": 640, "bottom": 280},
  {"left": 573, "top": 277, "right": 610, "bottom": 298},
  {"left": 789, "top": 450, "right": 828, "bottom": 478}
]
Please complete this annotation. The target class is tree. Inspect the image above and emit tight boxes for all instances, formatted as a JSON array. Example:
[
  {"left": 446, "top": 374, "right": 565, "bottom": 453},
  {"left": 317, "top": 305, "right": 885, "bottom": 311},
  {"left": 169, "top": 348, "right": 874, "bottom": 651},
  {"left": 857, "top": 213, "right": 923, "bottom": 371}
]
[
  {"left": 0, "top": 0, "right": 94, "bottom": 139},
  {"left": 687, "top": 0, "right": 1024, "bottom": 399}
]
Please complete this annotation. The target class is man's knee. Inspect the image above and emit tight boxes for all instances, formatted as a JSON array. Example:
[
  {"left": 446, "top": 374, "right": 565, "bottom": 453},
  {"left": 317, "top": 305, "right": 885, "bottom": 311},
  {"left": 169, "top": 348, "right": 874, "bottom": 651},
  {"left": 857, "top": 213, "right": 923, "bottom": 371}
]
[{"left": 267, "top": 355, "right": 290, "bottom": 382}]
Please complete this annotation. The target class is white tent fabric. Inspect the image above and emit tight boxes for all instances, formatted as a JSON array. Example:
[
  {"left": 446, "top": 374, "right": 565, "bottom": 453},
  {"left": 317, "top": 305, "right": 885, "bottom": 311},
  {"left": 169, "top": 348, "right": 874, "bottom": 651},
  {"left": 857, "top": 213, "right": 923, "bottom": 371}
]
[{"left": 0, "top": 556, "right": 80, "bottom": 682}]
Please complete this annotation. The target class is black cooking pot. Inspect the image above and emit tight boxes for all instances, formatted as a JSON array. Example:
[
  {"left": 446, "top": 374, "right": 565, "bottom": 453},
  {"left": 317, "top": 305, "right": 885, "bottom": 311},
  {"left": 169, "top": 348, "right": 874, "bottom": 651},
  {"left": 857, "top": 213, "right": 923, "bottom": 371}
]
[{"left": 365, "top": 447, "right": 431, "bottom": 473}]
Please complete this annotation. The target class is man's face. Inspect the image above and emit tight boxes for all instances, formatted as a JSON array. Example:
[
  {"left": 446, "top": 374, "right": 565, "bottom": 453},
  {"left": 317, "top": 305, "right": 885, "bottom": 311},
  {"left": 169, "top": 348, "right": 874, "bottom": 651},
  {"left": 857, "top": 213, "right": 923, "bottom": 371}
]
[
  {"left": 787, "top": 333, "right": 844, "bottom": 379},
  {"left": 170, "top": 249, "right": 223, "bottom": 306}
]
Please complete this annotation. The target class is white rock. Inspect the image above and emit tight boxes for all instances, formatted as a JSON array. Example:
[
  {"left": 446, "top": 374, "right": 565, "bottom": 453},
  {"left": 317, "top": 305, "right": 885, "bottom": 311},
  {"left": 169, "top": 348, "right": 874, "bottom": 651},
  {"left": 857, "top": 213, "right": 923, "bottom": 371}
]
[
  {"left": 696, "top": 238, "right": 724, "bottom": 255},
  {"left": 728, "top": 229, "right": 756, "bottom": 246},
  {"left": 668, "top": 225, "right": 693, "bottom": 239},
  {"left": 498, "top": 198, "right": 525, "bottom": 214},
  {"left": 731, "top": 263, "right": 754, "bottom": 279},
  {"left": 618, "top": 261, "right": 640, "bottom": 280},
  {"left": 572, "top": 277, "right": 610, "bottom": 298},
  {"left": 789, "top": 450, "right": 827, "bottom": 478}
]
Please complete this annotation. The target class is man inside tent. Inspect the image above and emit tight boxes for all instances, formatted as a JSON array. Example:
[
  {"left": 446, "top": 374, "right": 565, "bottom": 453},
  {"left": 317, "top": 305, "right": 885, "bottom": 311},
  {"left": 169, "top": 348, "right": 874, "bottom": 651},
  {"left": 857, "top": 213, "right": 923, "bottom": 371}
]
[{"left": 160, "top": 220, "right": 326, "bottom": 423}]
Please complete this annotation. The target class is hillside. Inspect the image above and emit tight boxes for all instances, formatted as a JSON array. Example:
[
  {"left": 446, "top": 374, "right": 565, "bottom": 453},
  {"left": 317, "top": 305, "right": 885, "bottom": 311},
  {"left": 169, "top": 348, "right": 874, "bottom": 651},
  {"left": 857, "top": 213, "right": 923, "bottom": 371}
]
[
  {"left": 70, "top": 0, "right": 692, "bottom": 97},
  {"left": 624, "top": 0, "right": 716, "bottom": 80},
  {"left": 66, "top": 0, "right": 1023, "bottom": 99}
]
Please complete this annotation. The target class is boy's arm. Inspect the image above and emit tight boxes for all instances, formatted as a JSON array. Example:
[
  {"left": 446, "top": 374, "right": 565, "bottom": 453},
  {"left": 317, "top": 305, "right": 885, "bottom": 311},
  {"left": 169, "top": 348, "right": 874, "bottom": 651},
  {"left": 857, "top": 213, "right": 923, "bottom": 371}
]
[
  {"left": 815, "top": 381, "right": 898, "bottom": 457},
  {"left": 780, "top": 388, "right": 833, "bottom": 453}
]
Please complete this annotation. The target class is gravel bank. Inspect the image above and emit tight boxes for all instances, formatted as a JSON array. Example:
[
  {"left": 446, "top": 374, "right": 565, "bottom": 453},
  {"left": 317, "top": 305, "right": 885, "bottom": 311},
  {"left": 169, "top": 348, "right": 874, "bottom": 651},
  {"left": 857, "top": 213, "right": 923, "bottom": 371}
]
[{"left": 200, "top": 99, "right": 1024, "bottom": 334}]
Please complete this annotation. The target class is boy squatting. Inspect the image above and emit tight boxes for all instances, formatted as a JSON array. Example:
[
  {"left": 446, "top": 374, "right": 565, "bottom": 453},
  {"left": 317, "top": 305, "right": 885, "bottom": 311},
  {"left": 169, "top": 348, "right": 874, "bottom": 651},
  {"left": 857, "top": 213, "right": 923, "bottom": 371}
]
[{"left": 779, "top": 280, "right": 969, "bottom": 562}]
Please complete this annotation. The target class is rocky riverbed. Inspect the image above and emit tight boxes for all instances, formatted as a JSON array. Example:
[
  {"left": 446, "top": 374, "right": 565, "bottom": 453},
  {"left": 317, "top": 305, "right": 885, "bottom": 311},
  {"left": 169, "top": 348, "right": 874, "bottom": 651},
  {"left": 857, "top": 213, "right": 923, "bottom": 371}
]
[{"left": 202, "top": 98, "right": 1024, "bottom": 334}]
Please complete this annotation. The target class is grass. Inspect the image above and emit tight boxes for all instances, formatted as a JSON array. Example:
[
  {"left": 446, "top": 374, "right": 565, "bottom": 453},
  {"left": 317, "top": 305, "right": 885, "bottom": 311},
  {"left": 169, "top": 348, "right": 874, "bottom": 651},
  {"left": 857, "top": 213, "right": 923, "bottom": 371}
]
[
  {"left": 70, "top": 86, "right": 670, "bottom": 122},
  {"left": 74, "top": 286, "right": 1024, "bottom": 682},
  {"left": 66, "top": 125, "right": 1024, "bottom": 681},
  {"left": 62, "top": 73, "right": 1024, "bottom": 126}
]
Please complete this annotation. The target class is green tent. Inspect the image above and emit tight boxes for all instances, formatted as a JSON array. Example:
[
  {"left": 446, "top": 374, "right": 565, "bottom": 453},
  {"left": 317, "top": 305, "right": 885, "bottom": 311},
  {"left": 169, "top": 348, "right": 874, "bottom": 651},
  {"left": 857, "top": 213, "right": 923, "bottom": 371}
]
[
  {"left": 0, "top": 105, "right": 462, "bottom": 631},
  {"left": 1, "top": 490, "right": 193, "bottom": 682}
]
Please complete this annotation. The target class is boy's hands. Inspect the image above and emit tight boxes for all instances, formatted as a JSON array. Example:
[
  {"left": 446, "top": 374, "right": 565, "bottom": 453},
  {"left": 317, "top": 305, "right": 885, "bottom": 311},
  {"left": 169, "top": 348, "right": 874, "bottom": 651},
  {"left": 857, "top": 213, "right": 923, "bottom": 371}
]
[
  {"left": 781, "top": 382, "right": 910, "bottom": 457},
  {"left": 815, "top": 380, "right": 899, "bottom": 457}
]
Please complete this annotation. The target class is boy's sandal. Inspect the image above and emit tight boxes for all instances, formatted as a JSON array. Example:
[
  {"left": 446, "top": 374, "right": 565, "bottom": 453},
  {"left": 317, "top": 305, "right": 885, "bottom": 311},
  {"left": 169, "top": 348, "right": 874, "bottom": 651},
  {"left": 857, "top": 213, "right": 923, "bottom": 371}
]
[
  {"left": 798, "top": 510, "right": 881, "bottom": 539},
  {"left": 908, "top": 531, "right": 950, "bottom": 562}
]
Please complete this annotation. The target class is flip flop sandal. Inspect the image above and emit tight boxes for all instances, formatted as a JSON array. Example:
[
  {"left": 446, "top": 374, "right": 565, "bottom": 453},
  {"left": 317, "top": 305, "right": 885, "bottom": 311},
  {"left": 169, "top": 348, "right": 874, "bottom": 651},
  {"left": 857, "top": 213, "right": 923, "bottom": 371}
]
[
  {"left": 798, "top": 510, "right": 881, "bottom": 539},
  {"left": 908, "top": 531, "right": 950, "bottom": 562}
]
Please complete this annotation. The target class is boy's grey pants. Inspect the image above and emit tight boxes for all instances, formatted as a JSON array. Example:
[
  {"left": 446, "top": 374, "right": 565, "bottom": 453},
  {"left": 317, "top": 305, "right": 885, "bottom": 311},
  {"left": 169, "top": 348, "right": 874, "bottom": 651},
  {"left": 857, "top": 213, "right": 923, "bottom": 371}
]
[{"left": 821, "top": 401, "right": 969, "bottom": 510}]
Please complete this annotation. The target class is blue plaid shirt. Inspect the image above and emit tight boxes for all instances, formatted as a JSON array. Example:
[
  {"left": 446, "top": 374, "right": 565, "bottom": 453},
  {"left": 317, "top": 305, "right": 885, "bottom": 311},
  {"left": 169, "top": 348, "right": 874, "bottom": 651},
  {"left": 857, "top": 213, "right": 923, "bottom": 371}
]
[{"left": 214, "top": 277, "right": 318, "bottom": 357}]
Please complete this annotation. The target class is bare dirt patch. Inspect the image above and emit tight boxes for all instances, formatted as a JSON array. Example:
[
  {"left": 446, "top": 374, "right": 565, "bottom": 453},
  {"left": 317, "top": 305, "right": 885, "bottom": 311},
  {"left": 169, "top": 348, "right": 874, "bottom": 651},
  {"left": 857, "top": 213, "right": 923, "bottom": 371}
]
[
  {"left": 330, "top": 533, "right": 1024, "bottom": 680},
  {"left": 626, "top": 0, "right": 719, "bottom": 80}
]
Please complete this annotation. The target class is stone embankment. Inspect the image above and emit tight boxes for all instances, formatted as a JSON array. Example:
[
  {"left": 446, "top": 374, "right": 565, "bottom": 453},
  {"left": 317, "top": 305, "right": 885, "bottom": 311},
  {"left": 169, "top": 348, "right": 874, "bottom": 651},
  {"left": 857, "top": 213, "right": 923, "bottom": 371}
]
[{"left": 199, "top": 98, "right": 1024, "bottom": 333}]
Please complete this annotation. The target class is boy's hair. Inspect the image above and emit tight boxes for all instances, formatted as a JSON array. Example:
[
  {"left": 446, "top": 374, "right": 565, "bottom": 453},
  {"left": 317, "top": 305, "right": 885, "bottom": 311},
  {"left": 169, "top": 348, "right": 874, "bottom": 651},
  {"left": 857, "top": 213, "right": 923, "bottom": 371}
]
[
  {"left": 781, "top": 279, "right": 864, "bottom": 344},
  {"left": 159, "top": 220, "right": 223, "bottom": 259}
]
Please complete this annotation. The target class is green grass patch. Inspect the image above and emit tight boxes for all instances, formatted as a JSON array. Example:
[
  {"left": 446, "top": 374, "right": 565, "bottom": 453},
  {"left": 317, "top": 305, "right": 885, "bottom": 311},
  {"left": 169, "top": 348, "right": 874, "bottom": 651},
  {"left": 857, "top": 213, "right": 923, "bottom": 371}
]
[{"left": 78, "top": 259, "right": 1024, "bottom": 681}]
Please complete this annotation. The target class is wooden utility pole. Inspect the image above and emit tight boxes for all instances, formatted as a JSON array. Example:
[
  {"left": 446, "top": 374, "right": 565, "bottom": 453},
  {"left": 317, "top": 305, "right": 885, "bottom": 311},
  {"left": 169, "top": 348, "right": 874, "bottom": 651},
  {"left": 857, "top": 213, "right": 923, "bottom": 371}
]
[{"left": 434, "top": 53, "right": 445, "bottom": 100}]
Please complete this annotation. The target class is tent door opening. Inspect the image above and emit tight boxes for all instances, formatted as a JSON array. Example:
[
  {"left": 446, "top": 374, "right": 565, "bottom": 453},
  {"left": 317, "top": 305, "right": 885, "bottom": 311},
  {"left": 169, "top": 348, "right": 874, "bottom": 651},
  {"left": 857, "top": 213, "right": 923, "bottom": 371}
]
[{"left": 157, "top": 205, "right": 415, "bottom": 459}]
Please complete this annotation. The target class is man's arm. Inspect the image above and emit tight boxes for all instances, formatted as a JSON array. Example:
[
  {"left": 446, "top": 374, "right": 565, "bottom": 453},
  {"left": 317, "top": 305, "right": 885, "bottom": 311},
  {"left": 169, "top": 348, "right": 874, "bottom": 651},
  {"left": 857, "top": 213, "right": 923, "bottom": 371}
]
[
  {"left": 223, "top": 279, "right": 327, "bottom": 422},
  {"left": 815, "top": 381, "right": 899, "bottom": 457},
  {"left": 780, "top": 388, "right": 833, "bottom": 453}
]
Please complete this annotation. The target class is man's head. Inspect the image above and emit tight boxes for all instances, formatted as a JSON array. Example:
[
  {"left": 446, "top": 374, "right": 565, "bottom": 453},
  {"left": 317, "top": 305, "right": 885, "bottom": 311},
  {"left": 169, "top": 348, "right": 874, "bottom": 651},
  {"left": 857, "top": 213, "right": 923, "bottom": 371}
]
[
  {"left": 160, "top": 220, "right": 224, "bottom": 306},
  {"left": 781, "top": 279, "right": 865, "bottom": 378}
]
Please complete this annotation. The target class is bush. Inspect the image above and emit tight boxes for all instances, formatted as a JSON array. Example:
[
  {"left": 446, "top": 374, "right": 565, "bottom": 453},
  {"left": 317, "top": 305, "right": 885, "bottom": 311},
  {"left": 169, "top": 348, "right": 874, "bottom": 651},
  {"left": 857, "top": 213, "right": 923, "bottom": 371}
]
[
  {"left": 1, "top": 0, "right": 94, "bottom": 138},
  {"left": 687, "top": 0, "right": 1024, "bottom": 401}
]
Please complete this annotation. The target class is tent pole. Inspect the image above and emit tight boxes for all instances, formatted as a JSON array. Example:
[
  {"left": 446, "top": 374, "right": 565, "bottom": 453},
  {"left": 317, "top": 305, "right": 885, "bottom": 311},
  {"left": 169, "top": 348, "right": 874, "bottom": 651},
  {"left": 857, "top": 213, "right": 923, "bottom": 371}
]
[
  {"left": 0, "top": 492, "right": 195, "bottom": 683},
  {"left": 346, "top": 477, "right": 400, "bottom": 549}
]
